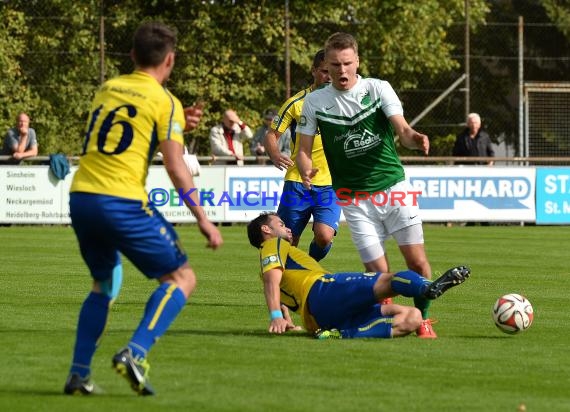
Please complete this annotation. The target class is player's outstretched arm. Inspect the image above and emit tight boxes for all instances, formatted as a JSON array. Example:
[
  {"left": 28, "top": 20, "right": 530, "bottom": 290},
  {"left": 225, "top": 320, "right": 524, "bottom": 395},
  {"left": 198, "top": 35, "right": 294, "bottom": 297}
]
[
  {"left": 390, "top": 114, "right": 429, "bottom": 155},
  {"left": 264, "top": 128, "right": 294, "bottom": 170},
  {"left": 296, "top": 133, "right": 318, "bottom": 189},
  {"left": 160, "top": 139, "right": 223, "bottom": 250},
  {"left": 262, "top": 268, "right": 289, "bottom": 334}
]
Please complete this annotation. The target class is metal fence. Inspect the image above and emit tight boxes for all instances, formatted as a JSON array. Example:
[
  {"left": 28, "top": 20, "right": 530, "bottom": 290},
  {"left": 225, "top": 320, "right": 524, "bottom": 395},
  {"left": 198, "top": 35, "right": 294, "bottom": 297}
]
[
  {"left": 399, "top": 20, "right": 570, "bottom": 157},
  {"left": 524, "top": 83, "right": 570, "bottom": 158}
]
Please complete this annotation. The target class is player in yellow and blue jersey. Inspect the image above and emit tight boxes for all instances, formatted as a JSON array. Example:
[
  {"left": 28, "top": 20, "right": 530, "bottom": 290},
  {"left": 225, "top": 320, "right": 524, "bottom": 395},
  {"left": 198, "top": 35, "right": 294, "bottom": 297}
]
[
  {"left": 264, "top": 50, "right": 340, "bottom": 262},
  {"left": 63, "top": 21, "right": 222, "bottom": 396},
  {"left": 247, "top": 212, "right": 470, "bottom": 339}
]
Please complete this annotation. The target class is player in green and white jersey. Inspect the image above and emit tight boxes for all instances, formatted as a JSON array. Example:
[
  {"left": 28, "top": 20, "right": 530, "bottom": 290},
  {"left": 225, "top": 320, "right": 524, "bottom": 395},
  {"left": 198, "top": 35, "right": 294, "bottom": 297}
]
[{"left": 297, "top": 32, "right": 438, "bottom": 338}]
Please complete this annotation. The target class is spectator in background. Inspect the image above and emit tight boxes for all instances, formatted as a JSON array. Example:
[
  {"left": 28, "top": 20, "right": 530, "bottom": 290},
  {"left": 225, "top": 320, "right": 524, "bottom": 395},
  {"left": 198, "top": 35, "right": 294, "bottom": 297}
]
[
  {"left": 452, "top": 112, "right": 495, "bottom": 165},
  {"left": 250, "top": 108, "right": 275, "bottom": 164},
  {"left": 251, "top": 108, "right": 292, "bottom": 165},
  {"left": 2, "top": 112, "right": 38, "bottom": 163},
  {"left": 209, "top": 109, "right": 252, "bottom": 166}
]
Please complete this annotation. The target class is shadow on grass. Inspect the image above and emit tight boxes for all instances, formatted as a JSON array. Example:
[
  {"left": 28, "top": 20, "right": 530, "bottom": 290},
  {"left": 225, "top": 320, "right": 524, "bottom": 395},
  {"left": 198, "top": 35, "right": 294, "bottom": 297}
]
[
  {"left": 167, "top": 328, "right": 310, "bottom": 339},
  {"left": 0, "top": 328, "right": 307, "bottom": 337},
  {"left": 0, "top": 388, "right": 134, "bottom": 398},
  {"left": 189, "top": 302, "right": 264, "bottom": 308},
  {"left": 114, "top": 301, "right": 264, "bottom": 308},
  {"left": 454, "top": 334, "right": 514, "bottom": 339}
]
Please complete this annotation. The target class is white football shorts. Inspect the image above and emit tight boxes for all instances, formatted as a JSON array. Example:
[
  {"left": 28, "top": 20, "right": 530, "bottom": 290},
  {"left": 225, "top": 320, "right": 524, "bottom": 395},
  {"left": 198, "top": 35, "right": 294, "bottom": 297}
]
[{"left": 341, "top": 180, "right": 424, "bottom": 262}]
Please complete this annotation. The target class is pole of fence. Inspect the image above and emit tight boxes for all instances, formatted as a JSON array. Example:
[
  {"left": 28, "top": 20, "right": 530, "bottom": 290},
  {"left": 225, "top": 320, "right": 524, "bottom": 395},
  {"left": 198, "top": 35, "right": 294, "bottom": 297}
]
[
  {"left": 518, "top": 16, "right": 524, "bottom": 158},
  {"left": 464, "top": 0, "right": 470, "bottom": 119},
  {"left": 409, "top": 74, "right": 467, "bottom": 128}
]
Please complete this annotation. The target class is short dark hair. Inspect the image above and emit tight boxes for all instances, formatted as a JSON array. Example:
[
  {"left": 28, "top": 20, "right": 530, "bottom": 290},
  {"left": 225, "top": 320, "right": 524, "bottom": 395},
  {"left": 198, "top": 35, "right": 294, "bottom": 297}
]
[
  {"left": 324, "top": 32, "right": 358, "bottom": 56},
  {"left": 247, "top": 212, "right": 277, "bottom": 248},
  {"left": 132, "top": 21, "right": 177, "bottom": 68},
  {"left": 264, "top": 108, "right": 277, "bottom": 120},
  {"left": 312, "top": 49, "right": 325, "bottom": 69}
]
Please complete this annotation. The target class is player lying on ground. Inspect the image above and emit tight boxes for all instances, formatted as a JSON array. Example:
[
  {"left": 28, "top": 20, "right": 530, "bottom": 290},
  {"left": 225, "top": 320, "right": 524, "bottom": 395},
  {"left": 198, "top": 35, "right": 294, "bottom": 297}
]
[{"left": 247, "top": 212, "right": 470, "bottom": 339}]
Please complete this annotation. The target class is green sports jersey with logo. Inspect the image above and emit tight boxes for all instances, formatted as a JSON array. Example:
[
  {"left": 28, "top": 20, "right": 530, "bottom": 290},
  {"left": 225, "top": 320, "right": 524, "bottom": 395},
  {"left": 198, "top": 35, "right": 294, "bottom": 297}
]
[{"left": 298, "top": 76, "right": 405, "bottom": 196}]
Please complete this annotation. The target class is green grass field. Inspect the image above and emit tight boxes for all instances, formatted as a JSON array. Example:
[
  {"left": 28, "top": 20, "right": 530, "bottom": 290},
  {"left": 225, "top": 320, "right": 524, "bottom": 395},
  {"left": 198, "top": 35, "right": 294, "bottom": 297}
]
[{"left": 1, "top": 223, "right": 569, "bottom": 411}]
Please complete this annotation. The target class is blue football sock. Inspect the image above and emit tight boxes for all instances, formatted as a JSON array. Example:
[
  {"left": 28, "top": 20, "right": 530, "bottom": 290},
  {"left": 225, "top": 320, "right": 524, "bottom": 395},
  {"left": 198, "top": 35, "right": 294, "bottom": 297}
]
[
  {"left": 390, "top": 270, "right": 430, "bottom": 297},
  {"left": 70, "top": 292, "right": 112, "bottom": 378},
  {"left": 308, "top": 240, "right": 332, "bottom": 261},
  {"left": 128, "top": 283, "right": 187, "bottom": 360},
  {"left": 342, "top": 316, "right": 394, "bottom": 339}
]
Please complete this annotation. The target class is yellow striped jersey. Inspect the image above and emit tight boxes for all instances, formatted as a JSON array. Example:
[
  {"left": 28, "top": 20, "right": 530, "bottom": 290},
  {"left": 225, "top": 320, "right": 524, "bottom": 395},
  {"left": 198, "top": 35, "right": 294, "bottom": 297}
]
[
  {"left": 71, "top": 71, "right": 186, "bottom": 203},
  {"left": 259, "top": 236, "right": 329, "bottom": 331},
  {"left": 272, "top": 87, "right": 332, "bottom": 186}
]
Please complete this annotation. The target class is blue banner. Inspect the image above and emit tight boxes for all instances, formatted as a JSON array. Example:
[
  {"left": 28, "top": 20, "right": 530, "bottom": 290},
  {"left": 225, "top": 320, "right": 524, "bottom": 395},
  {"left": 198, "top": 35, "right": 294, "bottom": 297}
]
[{"left": 536, "top": 168, "right": 570, "bottom": 224}]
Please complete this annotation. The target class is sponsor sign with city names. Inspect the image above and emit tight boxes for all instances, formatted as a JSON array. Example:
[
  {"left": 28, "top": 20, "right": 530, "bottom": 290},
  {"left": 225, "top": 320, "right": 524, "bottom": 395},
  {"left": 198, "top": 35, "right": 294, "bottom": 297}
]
[{"left": 0, "top": 165, "right": 548, "bottom": 224}]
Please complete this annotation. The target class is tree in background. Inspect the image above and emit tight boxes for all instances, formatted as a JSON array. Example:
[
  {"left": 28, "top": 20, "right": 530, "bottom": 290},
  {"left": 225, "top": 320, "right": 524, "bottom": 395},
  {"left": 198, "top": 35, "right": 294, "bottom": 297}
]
[
  {"left": 542, "top": 0, "right": 570, "bottom": 40},
  {"left": 0, "top": 8, "right": 38, "bottom": 132},
  {"left": 0, "top": 0, "right": 568, "bottom": 157},
  {"left": 468, "top": 0, "right": 570, "bottom": 154}
]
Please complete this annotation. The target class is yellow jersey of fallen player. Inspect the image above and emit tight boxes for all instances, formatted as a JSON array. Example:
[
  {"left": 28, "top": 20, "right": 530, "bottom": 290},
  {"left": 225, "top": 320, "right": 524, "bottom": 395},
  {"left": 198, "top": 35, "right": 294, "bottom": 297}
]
[
  {"left": 272, "top": 86, "right": 332, "bottom": 186},
  {"left": 258, "top": 236, "right": 328, "bottom": 331},
  {"left": 71, "top": 71, "right": 186, "bottom": 203}
]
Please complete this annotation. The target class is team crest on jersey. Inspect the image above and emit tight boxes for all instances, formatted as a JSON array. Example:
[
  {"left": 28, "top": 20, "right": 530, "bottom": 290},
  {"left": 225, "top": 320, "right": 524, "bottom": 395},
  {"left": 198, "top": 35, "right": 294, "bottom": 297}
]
[
  {"left": 262, "top": 255, "right": 278, "bottom": 267},
  {"left": 299, "top": 115, "right": 307, "bottom": 127},
  {"left": 270, "top": 115, "right": 280, "bottom": 129},
  {"left": 342, "top": 128, "right": 382, "bottom": 158},
  {"left": 360, "top": 90, "right": 371, "bottom": 106}
]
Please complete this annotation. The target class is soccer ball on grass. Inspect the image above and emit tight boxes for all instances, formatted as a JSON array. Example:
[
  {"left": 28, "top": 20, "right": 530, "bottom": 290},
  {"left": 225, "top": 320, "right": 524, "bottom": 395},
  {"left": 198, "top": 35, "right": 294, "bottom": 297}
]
[{"left": 492, "top": 293, "right": 534, "bottom": 334}]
